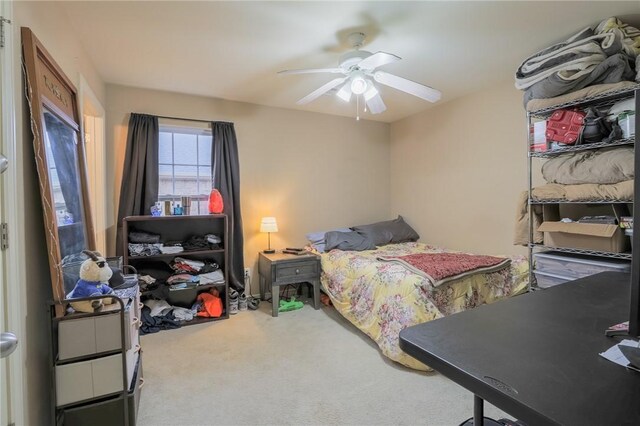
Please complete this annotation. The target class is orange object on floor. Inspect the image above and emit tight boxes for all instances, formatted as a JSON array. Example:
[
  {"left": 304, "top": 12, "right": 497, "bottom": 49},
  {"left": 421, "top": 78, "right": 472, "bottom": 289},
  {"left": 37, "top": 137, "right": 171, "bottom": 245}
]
[
  {"left": 196, "top": 288, "right": 223, "bottom": 318},
  {"left": 320, "top": 293, "right": 332, "bottom": 306}
]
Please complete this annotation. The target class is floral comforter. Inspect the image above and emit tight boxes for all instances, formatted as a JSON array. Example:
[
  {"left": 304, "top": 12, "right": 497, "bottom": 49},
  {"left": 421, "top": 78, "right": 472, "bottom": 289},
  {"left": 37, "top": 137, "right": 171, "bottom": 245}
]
[{"left": 320, "top": 242, "right": 529, "bottom": 371}]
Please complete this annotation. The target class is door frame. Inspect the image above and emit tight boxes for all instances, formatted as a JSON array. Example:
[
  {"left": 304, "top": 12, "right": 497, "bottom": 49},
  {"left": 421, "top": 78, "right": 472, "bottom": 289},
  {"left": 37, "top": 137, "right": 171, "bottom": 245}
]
[{"left": 1, "top": 1, "right": 26, "bottom": 424}]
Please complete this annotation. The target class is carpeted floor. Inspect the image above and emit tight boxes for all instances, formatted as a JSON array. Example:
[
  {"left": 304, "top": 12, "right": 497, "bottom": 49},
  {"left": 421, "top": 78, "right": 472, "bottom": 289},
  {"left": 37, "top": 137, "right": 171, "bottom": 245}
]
[{"left": 138, "top": 301, "right": 507, "bottom": 425}]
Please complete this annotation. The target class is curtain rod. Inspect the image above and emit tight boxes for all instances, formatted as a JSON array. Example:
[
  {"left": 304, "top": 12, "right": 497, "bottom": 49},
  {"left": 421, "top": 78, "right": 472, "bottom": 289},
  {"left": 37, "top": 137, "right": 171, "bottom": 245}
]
[{"left": 152, "top": 114, "right": 212, "bottom": 124}]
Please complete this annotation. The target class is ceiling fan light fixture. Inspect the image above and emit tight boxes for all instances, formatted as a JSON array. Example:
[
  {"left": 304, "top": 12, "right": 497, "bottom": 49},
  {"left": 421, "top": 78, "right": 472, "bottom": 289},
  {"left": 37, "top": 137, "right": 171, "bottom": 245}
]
[
  {"left": 350, "top": 75, "right": 368, "bottom": 95},
  {"left": 364, "top": 84, "right": 378, "bottom": 101},
  {"left": 336, "top": 83, "right": 352, "bottom": 102}
]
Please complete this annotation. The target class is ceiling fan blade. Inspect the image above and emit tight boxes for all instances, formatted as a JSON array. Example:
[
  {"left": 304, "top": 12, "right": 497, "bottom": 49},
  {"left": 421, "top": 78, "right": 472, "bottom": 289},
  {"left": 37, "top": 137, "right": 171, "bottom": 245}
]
[
  {"left": 365, "top": 92, "right": 387, "bottom": 114},
  {"left": 357, "top": 52, "right": 401, "bottom": 71},
  {"left": 297, "top": 77, "right": 348, "bottom": 105},
  {"left": 373, "top": 71, "right": 441, "bottom": 103},
  {"left": 278, "top": 68, "right": 344, "bottom": 75}
]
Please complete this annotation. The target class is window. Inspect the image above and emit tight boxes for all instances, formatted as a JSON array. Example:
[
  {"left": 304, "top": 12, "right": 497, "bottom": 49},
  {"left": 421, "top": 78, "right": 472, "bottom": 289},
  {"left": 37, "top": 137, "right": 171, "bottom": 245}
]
[{"left": 158, "top": 124, "right": 213, "bottom": 215}]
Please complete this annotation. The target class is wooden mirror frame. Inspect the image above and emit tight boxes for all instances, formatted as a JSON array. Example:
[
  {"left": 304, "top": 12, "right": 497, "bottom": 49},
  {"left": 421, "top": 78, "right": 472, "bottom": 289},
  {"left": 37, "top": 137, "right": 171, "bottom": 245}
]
[{"left": 21, "top": 27, "right": 95, "bottom": 310}]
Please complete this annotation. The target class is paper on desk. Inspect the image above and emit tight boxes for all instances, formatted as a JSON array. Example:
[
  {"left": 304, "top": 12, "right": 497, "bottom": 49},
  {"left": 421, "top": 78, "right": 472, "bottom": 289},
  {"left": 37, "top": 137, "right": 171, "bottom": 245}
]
[{"left": 600, "top": 340, "right": 640, "bottom": 370}]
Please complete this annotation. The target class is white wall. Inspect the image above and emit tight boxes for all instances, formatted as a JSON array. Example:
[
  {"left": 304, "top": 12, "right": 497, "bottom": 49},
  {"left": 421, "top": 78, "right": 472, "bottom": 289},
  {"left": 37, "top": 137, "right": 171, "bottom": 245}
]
[
  {"left": 106, "top": 85, "right": 391, "bottom": 294},
  {"left": 10, "top": 2, "right": 105, "bottom": 424},
  {"left": 390, "top": 81, "right": 530, "bottom": 256}
]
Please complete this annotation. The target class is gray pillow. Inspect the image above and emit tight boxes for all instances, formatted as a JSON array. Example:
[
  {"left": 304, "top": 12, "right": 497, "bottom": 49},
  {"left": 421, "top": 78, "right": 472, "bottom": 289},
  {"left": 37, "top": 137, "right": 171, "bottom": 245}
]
[
  {"left": 351, "top": 216, "right": 419, "bottom": 247},
  {"left": 305, "top": 228, "right": 351, "bottom": 253},
  {"left": 324, "top": 231, "right": 376, "bottom": 252}
]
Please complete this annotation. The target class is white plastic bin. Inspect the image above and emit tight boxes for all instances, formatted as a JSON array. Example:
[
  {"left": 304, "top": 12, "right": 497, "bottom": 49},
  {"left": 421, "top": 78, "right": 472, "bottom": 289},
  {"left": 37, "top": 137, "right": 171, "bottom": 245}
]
[
  {"left": 533, "top": 251, "right": 630, "bottom": 280},
  {"left": 533, "top": 270, "right": 573, "bottom": 289},
  {"left": 619, "top": 112, "right": 635, "bottom": 138}
]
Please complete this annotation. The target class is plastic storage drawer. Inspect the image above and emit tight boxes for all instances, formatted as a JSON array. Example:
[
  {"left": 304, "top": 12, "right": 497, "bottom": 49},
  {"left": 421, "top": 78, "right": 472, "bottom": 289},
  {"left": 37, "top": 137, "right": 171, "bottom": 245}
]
[
  {"left": 533, "top": 251, "right": 631, "bottom": 279},
  {"left": 61, "top": 357, "right": 143, "bottom": 426},
  {"left": 533, "top": 270, "right": 573, "bottom": 289}
]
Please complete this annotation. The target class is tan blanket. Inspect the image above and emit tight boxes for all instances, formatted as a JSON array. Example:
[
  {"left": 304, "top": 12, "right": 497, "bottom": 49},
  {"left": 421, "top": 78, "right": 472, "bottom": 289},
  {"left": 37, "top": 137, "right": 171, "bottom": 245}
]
[
  {"left": 542, "top": 147, "right": 634, "bottom": 185},
  {"left": 514, "top": 180, "right": 634, "bottom": 246}
]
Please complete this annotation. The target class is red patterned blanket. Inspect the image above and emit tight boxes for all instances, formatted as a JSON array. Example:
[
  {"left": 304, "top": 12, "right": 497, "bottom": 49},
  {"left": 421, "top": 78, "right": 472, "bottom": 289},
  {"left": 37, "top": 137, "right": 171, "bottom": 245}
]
[{"left": 379, "top": 252, "right": 511, "bottom": 288}]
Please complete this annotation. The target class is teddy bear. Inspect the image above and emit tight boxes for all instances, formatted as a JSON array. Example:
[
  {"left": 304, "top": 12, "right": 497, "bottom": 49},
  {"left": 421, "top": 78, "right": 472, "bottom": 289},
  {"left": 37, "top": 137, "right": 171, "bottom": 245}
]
[{"left": 66, "top": 250, "right": 116, "bottom": 312}]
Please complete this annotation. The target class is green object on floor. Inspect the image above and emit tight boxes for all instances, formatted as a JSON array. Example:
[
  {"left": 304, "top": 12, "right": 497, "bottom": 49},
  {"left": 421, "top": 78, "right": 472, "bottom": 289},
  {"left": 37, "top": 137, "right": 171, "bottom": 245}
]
[{"left": 279, "top": 297, "right": 304, "bottom": 312}]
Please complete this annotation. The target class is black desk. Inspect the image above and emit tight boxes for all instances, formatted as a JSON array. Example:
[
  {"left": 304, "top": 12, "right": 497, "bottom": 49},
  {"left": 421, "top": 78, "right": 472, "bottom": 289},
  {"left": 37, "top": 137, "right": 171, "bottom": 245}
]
[{"left": 399, "top": 272, "right": 640, "bottom": 426}]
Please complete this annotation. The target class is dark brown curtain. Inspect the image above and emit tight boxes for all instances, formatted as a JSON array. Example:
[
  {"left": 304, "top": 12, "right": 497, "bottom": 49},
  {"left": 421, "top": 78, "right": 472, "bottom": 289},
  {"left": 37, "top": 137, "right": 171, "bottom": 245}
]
[
  {"left": 116, "top": 113, "right": 159, "bottom": 256},
  {"left": 211, "top": 122, "right": 245, "bottom": 291}
]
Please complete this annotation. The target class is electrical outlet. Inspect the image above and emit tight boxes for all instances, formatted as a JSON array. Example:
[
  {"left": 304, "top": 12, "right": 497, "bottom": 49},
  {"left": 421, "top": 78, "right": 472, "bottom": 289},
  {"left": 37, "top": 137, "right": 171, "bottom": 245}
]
[{"left": 244, "top": 267, "right": 251, "bottom": 279}]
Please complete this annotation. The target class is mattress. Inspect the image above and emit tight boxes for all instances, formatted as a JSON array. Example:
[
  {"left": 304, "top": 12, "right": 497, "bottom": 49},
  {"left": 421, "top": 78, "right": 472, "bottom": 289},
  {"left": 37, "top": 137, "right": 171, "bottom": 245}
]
[{"left": 320, "top": 242, "right": 529, "bottom": 371}]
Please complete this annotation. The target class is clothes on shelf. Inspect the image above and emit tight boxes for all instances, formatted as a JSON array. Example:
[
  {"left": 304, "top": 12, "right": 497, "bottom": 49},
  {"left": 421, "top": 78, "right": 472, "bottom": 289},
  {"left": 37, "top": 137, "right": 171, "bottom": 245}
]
[
  {"left": 166, "top": 274, "right": 199, "bottom": 285},
  {"left": 140, "top": 305, "right": 180, "bottom": 334},
  {"left": 199, "top": 270, "right": 225, "bottom": 285},
  {"left": 170, "top": 257, "right": 219, "bottom": 274},
  {"left": 160, "top": 243, "right": 184, "bottom": 254},
  {"left": 127, "top": 232, "right": 223, "bottom": 257},
  {"left": 128, "top": 243, "right": 162, "bottom": 257},
  {"left": 129, "top": 231, "right": 161, "bottom": 244}
]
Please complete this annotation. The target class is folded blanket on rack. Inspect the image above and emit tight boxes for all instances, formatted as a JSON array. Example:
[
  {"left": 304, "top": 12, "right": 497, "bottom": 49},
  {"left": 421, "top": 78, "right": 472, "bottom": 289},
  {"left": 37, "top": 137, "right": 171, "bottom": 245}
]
[
  {"left": 515, "top": 17, "right": 640, "bottom": 105},
  {"left": 597, "top": 17, "right": 640, "bottom": 58},
  {"left": 515, "top": 28, "right": 621, "bottom": 90},
  {"left": 378, "top": 253, "right": 510, "bottom": 288},
  {"left": 513, "top": 180, "right": 634, "bottom": 246},
  {"left": 542, "top": 147, "right": 634, "bottom": 185},
  {"left": 525, "top": 81, "right": 640, "bottom": 112},
  {"left": 522, "top": 53, "right": 636, "bottom": 105}
]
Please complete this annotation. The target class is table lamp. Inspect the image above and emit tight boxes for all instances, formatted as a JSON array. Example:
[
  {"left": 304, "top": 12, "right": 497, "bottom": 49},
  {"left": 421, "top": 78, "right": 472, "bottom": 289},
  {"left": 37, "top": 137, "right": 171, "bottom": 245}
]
[{"left": 260, "top": 217, "right": 278, "bottom": 254}]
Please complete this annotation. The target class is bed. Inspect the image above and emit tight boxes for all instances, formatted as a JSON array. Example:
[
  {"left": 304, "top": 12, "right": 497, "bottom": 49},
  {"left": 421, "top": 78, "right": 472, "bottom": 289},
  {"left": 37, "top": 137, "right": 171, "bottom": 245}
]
[{"left": 319, "top": 242, "right": 529, "bottom": 371}]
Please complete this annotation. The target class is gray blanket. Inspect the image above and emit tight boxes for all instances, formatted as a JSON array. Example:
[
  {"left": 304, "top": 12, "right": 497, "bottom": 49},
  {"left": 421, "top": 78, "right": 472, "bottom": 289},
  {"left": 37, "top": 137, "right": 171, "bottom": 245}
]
[
  {"left": 523, "top": 53, "right": 635, "bottom": 105},
  {"left": 515, "top": 17, "right": 640, "bottom": 104}
]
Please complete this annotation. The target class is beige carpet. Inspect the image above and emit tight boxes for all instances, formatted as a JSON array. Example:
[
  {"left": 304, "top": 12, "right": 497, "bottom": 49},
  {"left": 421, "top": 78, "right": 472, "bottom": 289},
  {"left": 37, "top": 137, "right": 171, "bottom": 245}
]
[{"left": 138, "top": 301, "right": 507, "bottom": 425}]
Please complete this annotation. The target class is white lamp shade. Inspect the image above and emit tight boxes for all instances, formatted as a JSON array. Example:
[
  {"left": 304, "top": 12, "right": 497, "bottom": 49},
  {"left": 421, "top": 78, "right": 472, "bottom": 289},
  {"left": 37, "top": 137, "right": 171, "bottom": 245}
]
[{"left": 260, "top": 217, "right": 278, "bottom": 233}]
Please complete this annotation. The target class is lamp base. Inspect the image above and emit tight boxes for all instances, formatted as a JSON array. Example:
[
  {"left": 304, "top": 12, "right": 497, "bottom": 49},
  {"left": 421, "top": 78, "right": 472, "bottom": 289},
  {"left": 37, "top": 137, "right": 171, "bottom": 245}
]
[{"left": 263, "top": 249, "right": 275, "bottom": 254}]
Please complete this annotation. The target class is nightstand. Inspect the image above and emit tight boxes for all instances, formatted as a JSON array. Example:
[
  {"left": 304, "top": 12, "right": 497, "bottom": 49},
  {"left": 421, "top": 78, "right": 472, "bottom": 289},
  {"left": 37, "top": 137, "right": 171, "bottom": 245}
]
[{"left": 258, "top": 251, "right": 321, "bottom": 317}]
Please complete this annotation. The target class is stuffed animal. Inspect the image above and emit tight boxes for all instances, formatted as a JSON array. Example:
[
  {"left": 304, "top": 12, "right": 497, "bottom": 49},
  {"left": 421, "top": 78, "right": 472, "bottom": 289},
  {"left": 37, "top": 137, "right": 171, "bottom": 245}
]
[{"left": 66, "top": 250, "right": 116, "bottom": 312}]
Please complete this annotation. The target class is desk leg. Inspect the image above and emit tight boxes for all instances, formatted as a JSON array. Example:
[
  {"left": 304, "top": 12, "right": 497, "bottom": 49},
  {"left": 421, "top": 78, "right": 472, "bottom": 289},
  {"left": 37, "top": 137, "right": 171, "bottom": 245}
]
[
  {"left": 312, "top": 279, "right": 320, "bottom": 310},
  {"left": 272, "top": 286, "right": 279, "bottom": 317},
  {"left": 259, "top": 276, "right": 265, "bottom": 301},
  {"left": 474, "top": 395, "right": 484, "bottom": 425}
]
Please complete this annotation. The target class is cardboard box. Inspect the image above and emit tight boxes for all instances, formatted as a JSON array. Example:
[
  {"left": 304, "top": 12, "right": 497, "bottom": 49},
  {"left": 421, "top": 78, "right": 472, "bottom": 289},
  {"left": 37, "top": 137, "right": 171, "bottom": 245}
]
[{"left": 537, "top": 221, "right": 629, "bottom": 253}]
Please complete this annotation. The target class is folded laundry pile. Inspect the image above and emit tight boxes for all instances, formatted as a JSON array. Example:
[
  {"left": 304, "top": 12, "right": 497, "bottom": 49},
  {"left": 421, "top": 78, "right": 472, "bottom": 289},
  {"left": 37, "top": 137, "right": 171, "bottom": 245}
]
[
  {"left": 171, "top": 257, "right": 219, "bottom": 274},
  {"left": 160, "top": 242, "right": 184, "bottom": 254},
  {"left": 515, "top": 16, "right": 640, "bottom": 105},
  {"left": 129, "top": 231, "right": 161, "bottom": 244},
  {"left": 128, "top": 243, "right": 162, "bottom": 257},
  {"left": 183, "top": 234, "right": 222, "bottom": 251},
  {"left": 199, "top": 269, "right": 225, "bottom": 285}
]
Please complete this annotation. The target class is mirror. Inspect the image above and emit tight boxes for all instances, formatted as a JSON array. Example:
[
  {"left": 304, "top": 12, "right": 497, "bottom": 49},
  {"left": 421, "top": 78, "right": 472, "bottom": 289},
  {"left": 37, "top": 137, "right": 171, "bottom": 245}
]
[
  {"left": 22, "top": 27, "right": 95, "bottom": 310},
  {"left": 43, "top": 110, "right": 89, "bottom": 258}
]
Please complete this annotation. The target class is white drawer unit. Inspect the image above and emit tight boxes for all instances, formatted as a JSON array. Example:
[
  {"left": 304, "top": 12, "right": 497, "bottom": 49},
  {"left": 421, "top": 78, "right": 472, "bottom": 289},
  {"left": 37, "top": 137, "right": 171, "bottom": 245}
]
[
  {"left": 60, "top": 357, "right": 144, "bottom": 426},
  {"left": 52, "top": 283, "right": 143, "bottom": 422},
  {"left": 55, "top": 335, "right": 141, "bottom": 407},
  {"left": 56, "top": 354, "right": 124, "bottom": 406},
  {"left": 58, "top": 292, "right": 141, "bottom": 361}
]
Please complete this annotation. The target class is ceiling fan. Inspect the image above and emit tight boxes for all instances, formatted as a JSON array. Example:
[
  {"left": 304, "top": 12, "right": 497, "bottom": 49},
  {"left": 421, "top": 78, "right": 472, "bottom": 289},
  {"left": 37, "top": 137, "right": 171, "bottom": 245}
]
[{"left": 278, "top": 32, "right": 441, "bottom": 116}]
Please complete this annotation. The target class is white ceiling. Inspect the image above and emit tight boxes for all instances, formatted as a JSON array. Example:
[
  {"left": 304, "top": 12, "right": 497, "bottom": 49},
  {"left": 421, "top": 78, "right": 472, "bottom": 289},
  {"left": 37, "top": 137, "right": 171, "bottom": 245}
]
[{"left": 61, "top": 1, "right": 640, "bottom": 123}]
